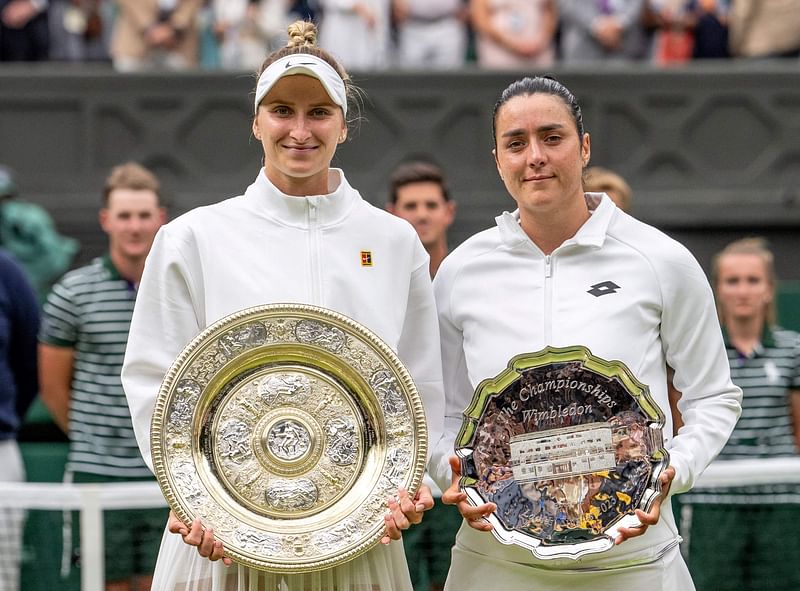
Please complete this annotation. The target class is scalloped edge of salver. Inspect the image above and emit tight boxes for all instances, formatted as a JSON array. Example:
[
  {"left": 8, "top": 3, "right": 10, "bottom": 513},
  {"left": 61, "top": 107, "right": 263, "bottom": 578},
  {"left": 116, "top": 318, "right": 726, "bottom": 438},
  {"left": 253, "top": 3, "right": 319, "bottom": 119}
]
[{"left": 456, "top": 344, "right": 668, "bottom": 561}]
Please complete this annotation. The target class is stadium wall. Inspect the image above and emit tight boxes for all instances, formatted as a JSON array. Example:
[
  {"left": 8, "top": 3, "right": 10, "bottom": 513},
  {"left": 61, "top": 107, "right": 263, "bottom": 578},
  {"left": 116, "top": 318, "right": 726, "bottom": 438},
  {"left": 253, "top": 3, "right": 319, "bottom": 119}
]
[{"left": 1, "top": 63, "right": 799, "bottom": 281}]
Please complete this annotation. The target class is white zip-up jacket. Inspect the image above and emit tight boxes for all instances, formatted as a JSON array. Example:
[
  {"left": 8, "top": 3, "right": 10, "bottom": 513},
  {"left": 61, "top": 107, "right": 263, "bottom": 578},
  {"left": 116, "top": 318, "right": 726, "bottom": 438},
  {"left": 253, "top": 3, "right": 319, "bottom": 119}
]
[
  {"left": 430, "top": 193, "right": 741, "bottom": 573},
  {"left": 123, "top": 169, "right": 445, "bottom": 474}
]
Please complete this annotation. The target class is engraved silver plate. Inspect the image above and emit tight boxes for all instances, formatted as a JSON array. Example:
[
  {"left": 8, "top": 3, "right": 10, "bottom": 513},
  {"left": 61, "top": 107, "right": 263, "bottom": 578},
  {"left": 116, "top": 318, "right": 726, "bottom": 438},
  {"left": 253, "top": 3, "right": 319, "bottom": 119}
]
[
  {"left": 151, "top": 304, "right": 428, "bottom": 572},
  {"left": 456, "top": 345, "right": 668, "bottom": 560}
]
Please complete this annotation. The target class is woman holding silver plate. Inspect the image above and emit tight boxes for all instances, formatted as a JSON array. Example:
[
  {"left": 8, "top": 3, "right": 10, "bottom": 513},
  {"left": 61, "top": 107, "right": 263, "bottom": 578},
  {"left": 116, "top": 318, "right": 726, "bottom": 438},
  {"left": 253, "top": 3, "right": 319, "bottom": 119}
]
[
  {"left": 121, "top": 20, "right": 444, "bottom": 591},
  {"left": 427, "top": 76, "right": 742, "bottom": 589}
]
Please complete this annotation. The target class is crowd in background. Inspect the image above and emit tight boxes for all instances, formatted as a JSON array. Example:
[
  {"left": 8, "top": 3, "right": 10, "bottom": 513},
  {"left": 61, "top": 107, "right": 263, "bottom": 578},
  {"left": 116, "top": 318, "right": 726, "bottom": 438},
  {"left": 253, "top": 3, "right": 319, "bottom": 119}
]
[{"left": 1, "top": 0, "right": 800, "bottom": 71}]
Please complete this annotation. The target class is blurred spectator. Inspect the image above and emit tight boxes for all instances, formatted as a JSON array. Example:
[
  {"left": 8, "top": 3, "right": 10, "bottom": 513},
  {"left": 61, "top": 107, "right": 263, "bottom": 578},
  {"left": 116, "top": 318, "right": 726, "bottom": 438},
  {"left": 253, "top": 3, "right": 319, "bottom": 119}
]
[
  {"left": 38, "top": 162, "right": 167, "bottom": 591},
  {"left": 0, "top": 0, "right": 49, "bottom": 61},
  {"left": 680, "top": 237, "right": 800, "bottom": 591},
  {"left": 212, "top": 0, "right": 291, "bottom": 70},
  {"left": 689, "top": 0, "right": 728, "bottom": 58},
  {"left": 0, "top": 164, "right": 79, "bottom": 303},
  {"left": 643, "top": 0, "right": 729, "bottom": 63},
  {"left": 558, "top": 0, "right": 649, "bottom": 62},
  {"left": 644, "top": 0, "right": 695, "bottom": 65},
  {"left": 583, "top": 165, "right": 633, "bottom": 212},
  {"left": 111, "top": 0, "right": 202, "bottom": 72},
  {"left": 318, "top": 0, "right": 391, "bottom": 70},
  {"left": 470, "top": 0, "right": 556, "bottom": 69},
  {"left": 0, "top": 248, "right": 40, "bottom": 591},
  {"left": 728, "top": 0, "right": 800, "bottom": 58},
  {"left": 392, "top": 0, "right": 467, "bottom": 70},
  {"left": 387, "top": 158, "right": 456, "bottom": 278},
  {"left": 47, "top": 0, "right": 111, "bottom": 62}
]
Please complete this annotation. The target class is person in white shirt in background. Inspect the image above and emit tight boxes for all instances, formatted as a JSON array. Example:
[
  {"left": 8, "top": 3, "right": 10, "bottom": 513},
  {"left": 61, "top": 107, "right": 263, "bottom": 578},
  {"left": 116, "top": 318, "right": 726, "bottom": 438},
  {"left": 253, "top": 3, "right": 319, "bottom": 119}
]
[
  {"left": 392, "top": 0, "right": 468, "bottom": 69},
  {"left": 318, "top": 0, "right": 391, "bottom": 69}
]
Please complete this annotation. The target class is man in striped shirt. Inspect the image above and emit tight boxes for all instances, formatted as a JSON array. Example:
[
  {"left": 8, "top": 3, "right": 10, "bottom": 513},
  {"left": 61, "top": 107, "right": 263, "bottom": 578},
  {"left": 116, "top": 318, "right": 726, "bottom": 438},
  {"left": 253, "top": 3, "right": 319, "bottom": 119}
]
[
  {"left": 681, "top": 237, "right": 800, "bottom": 591},
  {"left": 38, "top": 162, "right": 166, "bottom": 591}
]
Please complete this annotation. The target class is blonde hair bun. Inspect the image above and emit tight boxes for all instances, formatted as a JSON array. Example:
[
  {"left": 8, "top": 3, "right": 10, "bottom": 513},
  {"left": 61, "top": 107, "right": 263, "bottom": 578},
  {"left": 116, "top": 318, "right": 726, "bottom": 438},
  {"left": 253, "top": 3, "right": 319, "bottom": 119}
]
[{"left": 286, "top": 21, "right": 318, "bottom": 48}]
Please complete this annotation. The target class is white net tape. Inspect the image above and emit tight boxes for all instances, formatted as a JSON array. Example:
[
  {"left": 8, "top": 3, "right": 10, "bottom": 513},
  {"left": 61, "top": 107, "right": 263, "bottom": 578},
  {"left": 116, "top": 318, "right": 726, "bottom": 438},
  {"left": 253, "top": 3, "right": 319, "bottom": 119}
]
[{"left": 691, "top": 457, "right": 800, "bottom": 487}]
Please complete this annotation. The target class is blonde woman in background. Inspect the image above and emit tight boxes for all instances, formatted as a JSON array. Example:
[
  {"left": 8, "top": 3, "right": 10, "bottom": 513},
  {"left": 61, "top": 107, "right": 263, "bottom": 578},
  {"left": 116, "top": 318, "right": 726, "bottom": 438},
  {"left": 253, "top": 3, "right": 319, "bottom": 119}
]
[{"left": 681, "top": 237, "right": 800, "bottom": 591}]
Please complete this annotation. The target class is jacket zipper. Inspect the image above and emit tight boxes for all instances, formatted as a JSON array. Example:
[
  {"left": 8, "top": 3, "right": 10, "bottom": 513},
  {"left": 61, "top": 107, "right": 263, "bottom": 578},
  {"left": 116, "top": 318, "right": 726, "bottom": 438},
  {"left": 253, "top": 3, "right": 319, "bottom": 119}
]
[
  {"left": 307, "top": 199, "right": 323, "bottom": 305},
  {"left": 544, "top": 254, "right": 553, "bottom": 343}
]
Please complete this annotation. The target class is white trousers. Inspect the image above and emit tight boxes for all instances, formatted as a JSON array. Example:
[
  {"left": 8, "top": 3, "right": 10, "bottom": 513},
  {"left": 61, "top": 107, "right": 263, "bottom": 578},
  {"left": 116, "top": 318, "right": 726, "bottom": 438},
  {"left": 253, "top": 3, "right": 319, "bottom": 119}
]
[{"left": 396, "top": 18, "right": 467, "bottom": 69}]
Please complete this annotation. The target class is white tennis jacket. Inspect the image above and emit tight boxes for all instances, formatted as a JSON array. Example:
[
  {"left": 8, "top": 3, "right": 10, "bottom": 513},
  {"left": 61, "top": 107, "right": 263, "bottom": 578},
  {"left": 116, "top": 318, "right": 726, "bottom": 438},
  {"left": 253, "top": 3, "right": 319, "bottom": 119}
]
[{"left": 429, "top": 193, "right": 741, "bottom": 571}]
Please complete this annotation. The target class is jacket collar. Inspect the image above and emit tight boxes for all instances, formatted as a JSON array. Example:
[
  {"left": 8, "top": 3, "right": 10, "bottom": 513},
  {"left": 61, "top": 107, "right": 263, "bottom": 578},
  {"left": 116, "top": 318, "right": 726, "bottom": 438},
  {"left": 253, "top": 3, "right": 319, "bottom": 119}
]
[
  {"left": 244, "top": 168, "right": 360, "bottom": 228},
  {"left": 496, "top": 192, "right": 616, "bottom": 253}
]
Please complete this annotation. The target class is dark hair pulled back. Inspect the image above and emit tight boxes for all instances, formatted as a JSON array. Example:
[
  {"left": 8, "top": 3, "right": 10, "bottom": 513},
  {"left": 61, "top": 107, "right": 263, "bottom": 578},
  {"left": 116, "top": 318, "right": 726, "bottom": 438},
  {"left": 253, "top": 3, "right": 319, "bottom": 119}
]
[{"left": 492, "top": 76, "right": 585, "bottom": 146}]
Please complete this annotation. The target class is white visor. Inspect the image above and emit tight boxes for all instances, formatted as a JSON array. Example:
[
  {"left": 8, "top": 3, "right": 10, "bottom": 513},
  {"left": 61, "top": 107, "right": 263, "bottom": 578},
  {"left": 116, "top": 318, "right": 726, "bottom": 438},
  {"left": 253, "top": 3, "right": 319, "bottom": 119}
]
[{"left": 254, "top": 54, "right": 347, "bottom": 117}]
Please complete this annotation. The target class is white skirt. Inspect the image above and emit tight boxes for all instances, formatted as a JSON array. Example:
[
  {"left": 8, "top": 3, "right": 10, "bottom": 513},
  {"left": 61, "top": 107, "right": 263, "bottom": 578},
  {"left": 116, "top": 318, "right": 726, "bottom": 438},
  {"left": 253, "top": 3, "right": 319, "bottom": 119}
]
[
  {"left": 151, "top": 527, "right": 413, "bottom": 591},
  {"left": 444, "top": 522, "right": 694, "bottom": 591}
]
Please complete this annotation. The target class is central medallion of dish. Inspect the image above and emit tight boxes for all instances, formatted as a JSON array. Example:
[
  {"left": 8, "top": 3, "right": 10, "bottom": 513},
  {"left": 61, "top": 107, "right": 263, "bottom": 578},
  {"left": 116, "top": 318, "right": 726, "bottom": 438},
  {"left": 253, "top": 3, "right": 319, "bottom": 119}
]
[{"left": 210, "top": 366, "right": 363, "bottom": 519}]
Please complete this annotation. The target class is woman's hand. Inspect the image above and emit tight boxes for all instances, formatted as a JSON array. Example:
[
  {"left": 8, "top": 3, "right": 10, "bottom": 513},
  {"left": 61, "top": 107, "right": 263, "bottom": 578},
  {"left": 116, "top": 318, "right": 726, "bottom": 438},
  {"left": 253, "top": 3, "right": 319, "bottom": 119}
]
[
  {"left": 381, "top": 484, "right": 434, "bottom": 544},
  {"left": 168, "top": 511, "right": 233, "bottom": 566},
  {"left": 441, "top": 456, "right": 495, "bottom": 532},
  {"left": 614, "top": 465, "right": 676, "bottom": 545}
]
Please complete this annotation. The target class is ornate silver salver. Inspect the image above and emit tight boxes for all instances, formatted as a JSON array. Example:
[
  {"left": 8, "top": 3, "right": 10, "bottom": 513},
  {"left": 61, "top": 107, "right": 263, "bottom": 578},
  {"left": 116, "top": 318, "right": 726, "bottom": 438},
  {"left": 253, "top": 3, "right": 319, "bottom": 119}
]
[
  {"left": 456, "top": 346, "right": 668, "bottom": 560},
  {"left": 151, "top": 304, "right": 428, "bottom": 572}
]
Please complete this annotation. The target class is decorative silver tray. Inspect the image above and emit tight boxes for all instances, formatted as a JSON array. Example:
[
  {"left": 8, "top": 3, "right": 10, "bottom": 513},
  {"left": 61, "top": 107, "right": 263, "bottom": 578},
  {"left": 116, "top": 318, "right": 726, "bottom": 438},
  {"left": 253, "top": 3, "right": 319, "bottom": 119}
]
[
  {"left": 151, "top": 304, "right": 427, "bottom": 572},
  {"left": 456, "top": 345, "right": 668, "bottom": 560}
]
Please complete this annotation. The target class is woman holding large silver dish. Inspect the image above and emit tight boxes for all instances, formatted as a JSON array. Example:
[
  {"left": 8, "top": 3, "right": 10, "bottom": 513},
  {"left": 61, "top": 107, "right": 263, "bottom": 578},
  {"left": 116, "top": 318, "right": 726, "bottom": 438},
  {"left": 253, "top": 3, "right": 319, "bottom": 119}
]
[
  {"left": 427, "top": 76, "right": 742, "bottom": 590},
  {"left": 121, "top": 20, "right": 444, "bottom": 591}
]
